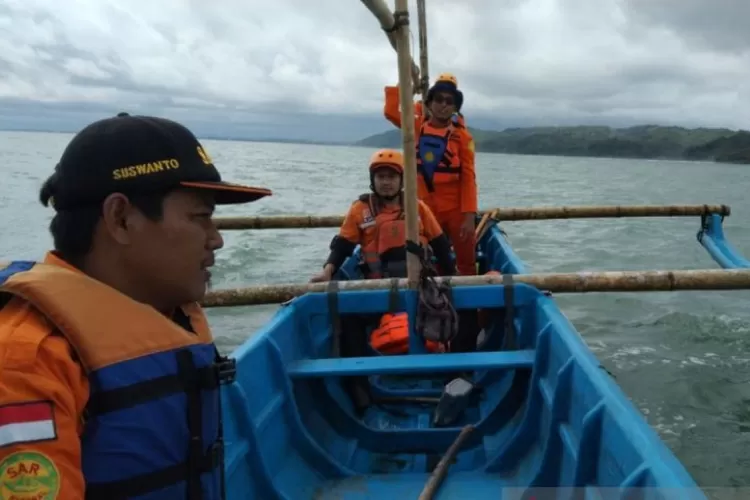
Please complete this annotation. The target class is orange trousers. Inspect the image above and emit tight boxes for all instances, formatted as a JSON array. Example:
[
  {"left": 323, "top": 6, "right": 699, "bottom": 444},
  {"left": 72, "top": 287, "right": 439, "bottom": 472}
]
[{"left": 435, "top": 210, "right": 476, "bottom": 276}]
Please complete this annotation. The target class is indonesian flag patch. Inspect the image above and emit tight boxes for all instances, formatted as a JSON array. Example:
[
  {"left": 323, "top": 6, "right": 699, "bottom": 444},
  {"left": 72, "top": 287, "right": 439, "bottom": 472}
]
[{"left": 0, "top": 401, "right": 57, "bottom": 447}]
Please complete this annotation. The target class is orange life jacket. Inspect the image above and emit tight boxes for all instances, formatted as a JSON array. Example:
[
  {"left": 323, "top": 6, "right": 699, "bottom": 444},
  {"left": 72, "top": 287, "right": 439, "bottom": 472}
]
[
  {"left": 416, "top": 119, "right": 463, "bottom": 193},
  {"left": 359, "top": 194, "right": 428, "bottom": 279},
  {"left": 370, "top": 312, "right": 445, "bottom": 354},
  {"left": 0, "top": 259, "right": 227, "bottom": 498}
]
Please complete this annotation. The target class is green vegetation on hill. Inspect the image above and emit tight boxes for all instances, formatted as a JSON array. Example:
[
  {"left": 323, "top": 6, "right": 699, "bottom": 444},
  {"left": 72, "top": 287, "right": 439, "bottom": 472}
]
[
  {"left": 684, "top": 131, "right": 750, "bottom": 164},
  {"left": 355, "top": 125, "right": 750, "bottom": 164}
]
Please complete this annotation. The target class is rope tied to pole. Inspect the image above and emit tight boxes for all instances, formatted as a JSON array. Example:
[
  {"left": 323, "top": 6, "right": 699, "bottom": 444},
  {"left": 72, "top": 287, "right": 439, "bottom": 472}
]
[
  {"left": 383, "top": 9, "right": 409, "bottom": 33},
  {"left": 413, "top": 244, "right": 459, "bottom": 350}
]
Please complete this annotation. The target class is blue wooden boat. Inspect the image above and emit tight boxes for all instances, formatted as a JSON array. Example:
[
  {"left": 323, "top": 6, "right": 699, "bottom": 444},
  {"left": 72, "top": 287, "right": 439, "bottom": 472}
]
[{"left": 219, "top": 214, "right": 723, "bottom": 499}]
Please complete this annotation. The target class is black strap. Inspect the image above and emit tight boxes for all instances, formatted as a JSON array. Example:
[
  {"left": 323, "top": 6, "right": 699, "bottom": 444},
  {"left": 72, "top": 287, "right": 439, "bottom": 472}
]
[
  {"left": 383, "top": 9, "right": 409, "bottom": 33},
  {"left": 0, "top": 291, "right": 11, "bottom": 311},
  {"left": 405, "top": 239, "right": 423, "bottom": 257},
  {"left": 388, "top": 278, "right": 400, "bottom": 313},
  {"left": 84, "top": 445, "right": 222, "bottom": 499},
  {"left": 442, "top": 278, "right": 455, "bottom": 346},
  {"left": 213, "top": 349, "right": 231, "bottom": 500},
  {"left": 176, "top": 350, "right": 203, "bottom": 500},
  {"left": 214, "top": 354, "right": 237, "bottom": 385},
  {"left": 86, "top": 363, "right": 229, "bottom": 416},
  {"left": 502, "top": 274, "right": 517, "bottom": 350},
  {"left": 327, "top": 280, "right": 341, "bottom": 357},
  {"left": 434, "top": 166, "right": 461, "bottom": 174},
  {"left": 85, "top": 348, "right": 225, "bottom": 500}
]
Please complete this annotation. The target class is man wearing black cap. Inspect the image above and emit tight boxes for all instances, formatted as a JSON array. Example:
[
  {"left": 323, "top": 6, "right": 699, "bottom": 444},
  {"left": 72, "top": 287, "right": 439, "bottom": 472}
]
[{"left": 0, "top": 113, "right": 271, "bottom": 499}]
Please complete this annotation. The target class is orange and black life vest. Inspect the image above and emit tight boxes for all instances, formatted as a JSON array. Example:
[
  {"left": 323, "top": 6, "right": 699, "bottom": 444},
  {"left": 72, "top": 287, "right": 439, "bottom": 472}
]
[
  {"left": 416, "top": 119, "right": 463, "bottom": 192},
  {"left": 0, "top": 260, "right": 229, "bottom": 499},
  {"left": 358, "top": 194, "right": 428, "bottom": 279}
]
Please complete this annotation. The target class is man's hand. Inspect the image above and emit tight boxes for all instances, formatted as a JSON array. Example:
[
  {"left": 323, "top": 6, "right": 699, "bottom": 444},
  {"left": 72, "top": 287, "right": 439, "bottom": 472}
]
[{"left": 459, "top": 213, "right": 475, "bottom": 241}]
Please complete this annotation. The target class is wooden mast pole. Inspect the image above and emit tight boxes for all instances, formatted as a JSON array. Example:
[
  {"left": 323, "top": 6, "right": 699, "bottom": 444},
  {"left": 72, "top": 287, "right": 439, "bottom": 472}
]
[
  {"left": 393, "top": 0, "right": 421, "bottom": 288},
  {"left": 416, "top": 0, "right": 429, "bottom": 97}
]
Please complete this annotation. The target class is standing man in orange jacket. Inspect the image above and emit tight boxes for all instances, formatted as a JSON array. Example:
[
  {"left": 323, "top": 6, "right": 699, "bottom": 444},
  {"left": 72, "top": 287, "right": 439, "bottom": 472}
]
[
  {"left": 383, "top": 73, "right": 478, "bottom": 278},
  {"left": 0, "top": 113, "right": 271, "bottom": 498}
]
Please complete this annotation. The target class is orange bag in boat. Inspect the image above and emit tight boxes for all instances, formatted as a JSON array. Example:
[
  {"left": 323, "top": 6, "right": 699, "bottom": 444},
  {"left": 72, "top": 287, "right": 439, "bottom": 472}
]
[{"left": 370, "top": 312, "right": 445, "bottom": 354}]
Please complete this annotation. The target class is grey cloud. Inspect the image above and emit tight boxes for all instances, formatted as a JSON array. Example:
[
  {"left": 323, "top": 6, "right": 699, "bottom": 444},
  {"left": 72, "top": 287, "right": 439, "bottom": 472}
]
[
  {"left": 0, "top": 0, "right": 748, "bottom": 142},
  {"left": 624, "top": 0, "right": 750, "bottom": 54}
]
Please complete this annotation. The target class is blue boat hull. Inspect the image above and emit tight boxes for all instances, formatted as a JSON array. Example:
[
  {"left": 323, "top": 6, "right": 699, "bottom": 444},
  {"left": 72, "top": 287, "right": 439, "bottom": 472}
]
[{"left": 222, "top": 219, "right": 705, "bottom": 499}]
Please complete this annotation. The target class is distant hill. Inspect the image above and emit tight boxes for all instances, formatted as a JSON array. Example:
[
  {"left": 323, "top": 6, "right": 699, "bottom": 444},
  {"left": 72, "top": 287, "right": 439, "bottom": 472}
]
[
  {"left": 355, "top": 124, "right": 749, "bottom": 163},
  {"left": 684, "top": 131, "right": 750, "bottom": 164}
]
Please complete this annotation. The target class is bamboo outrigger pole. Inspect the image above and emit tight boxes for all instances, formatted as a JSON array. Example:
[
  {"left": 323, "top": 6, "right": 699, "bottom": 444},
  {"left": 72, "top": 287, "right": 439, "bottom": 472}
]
[
  {"left": 393, "top": 0, "right": 422, "bottom": 288},
  {"left": 213, "top": 204, "right": 731, "bottom": 230},
  {"left": 202, "top": 268, "right": 750, "bottom": 307}
]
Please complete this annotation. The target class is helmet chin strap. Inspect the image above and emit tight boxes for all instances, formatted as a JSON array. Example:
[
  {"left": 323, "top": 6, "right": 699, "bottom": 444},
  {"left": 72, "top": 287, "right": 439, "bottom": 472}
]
[{"left": 378, "top": 192, "right": 400, "bottom": 201}]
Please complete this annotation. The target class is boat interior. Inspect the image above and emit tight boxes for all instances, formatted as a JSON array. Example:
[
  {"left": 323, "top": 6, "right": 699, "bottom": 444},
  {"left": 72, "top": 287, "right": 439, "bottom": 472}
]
[{"left": 221, "top": 222, "right": 701, "bottom": 498}]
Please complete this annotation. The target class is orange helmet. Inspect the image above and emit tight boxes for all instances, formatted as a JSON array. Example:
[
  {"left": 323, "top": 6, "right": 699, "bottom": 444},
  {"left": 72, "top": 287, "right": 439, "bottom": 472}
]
[
  {"left": 369, "top": 149, "right": 404, "bottom": 175},
  {"left": 435, "top": 73, "right": 458, "bottom": 87}
]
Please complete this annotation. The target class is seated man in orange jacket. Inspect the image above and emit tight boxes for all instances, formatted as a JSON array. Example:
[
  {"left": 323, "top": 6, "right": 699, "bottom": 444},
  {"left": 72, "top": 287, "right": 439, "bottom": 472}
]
[
  {"left": 383, "top": 73, "right": 478, "bottom": 278},
  {"left": 310, "top": 149, "right": 454, "bottom": 287},
  {"left": 0, "top": 113, "right": 271, "bottom": 498},
  {"left": 310, "top": 148, "right": 456, "bottom": 413}
]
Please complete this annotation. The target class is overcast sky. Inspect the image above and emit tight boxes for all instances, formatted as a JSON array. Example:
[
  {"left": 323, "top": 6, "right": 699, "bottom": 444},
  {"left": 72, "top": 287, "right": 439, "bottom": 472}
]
[{"left": 1, "top": 0, "right": 748, "bottom": 142}]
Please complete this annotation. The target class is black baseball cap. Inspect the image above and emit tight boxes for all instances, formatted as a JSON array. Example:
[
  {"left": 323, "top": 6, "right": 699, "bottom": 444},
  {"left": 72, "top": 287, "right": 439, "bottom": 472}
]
[{"left": 46, "top": 113, "right": 272, "bottom": 210}]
